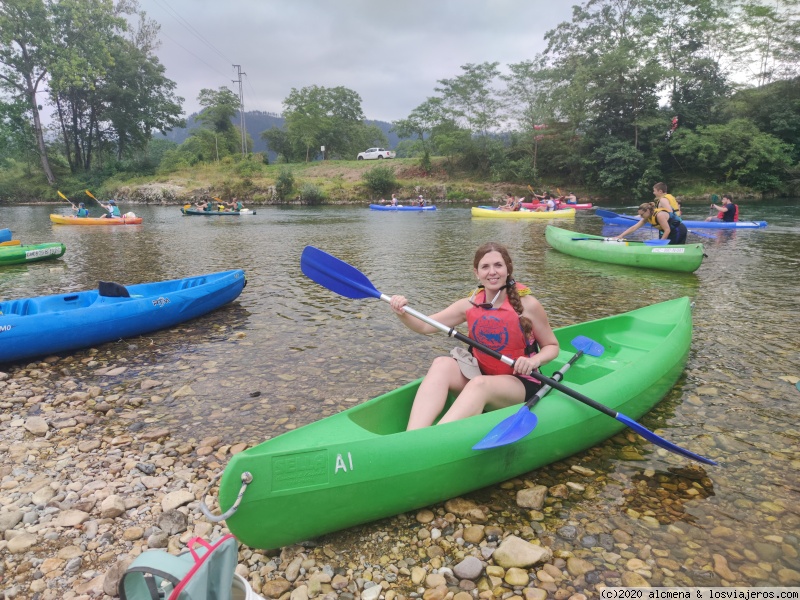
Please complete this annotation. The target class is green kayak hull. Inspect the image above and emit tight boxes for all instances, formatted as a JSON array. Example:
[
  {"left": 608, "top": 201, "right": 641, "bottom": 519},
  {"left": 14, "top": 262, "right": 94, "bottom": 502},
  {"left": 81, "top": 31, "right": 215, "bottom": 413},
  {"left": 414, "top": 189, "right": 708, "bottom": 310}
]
[
  {"left": 219, "top": 297, "right": 693, "bottom": 549},
  {"left": 546, "top": 225, "right": 705, "bottom": 273},
  {"left": 0, "top": 243, "right": 66, "bottom": 266}
]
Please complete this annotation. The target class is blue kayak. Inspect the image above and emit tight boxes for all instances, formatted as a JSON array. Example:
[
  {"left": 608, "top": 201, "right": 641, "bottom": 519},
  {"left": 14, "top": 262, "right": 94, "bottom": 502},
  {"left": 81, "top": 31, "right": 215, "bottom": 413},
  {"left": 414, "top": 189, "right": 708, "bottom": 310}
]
[
  {"left": 369, "top": 204, "right": 437, "bottom": 211},
  {"left": 0, "top": 270, "right": 246, "bottom": 364},
  {"left": 596, "top": 209, "right": 767, "bottom": 229},
  {"left": 0, "top": 229, "right": 10, "bottom": 243}
]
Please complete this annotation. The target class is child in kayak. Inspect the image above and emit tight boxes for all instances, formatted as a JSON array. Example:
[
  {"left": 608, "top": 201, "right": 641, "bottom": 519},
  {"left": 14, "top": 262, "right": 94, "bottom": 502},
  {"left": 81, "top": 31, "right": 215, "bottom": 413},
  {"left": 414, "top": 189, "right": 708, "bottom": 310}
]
[
  {"left": 73, "top": 202, "right": 90, "bottom": 218},
  {"left": 389, "top": 242, "right": 560, "bottom": 430},
  {"left": 613, "top": 201, "right": 688, "bottom": 245}
]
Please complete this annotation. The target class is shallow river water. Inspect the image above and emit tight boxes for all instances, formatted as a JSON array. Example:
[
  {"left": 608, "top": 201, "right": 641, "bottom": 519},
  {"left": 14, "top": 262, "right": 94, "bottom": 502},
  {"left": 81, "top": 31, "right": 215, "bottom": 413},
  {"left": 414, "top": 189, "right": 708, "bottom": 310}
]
[{"left": 1, "top": 199, "right": 799, "bottom": 586}]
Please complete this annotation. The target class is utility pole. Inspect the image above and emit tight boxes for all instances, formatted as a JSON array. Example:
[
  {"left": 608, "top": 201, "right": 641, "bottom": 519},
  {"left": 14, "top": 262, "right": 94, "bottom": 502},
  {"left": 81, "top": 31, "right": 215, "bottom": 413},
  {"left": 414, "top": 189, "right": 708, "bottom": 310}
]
[{"left": 232, "top": 65, "right": 247, "bottom": 157}]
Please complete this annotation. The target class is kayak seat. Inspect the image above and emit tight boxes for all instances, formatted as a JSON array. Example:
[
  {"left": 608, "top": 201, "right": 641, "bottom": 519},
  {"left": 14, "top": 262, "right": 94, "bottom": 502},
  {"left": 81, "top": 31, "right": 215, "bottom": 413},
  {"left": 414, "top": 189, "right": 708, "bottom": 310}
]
[
  {"left": 99, "top": 281, "right": 130, "bottom": 297},
  {"left": 602, "top": 317, "right": 675, "bottom": 351},
  {"left": 180, "top": 276, "right": 207, "bottom": 290},
  {"left": 1, "top": 299, "right": 37, "bottom": 316}
]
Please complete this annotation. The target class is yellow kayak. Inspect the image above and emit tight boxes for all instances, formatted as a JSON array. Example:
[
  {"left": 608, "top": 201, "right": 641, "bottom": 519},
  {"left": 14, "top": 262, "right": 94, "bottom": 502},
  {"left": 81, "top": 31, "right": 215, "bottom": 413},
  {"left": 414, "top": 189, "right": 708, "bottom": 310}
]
[
  {"left": 50, "top": 214, "right": 143, "bottom": 225},
  {"left": 471, "top": 207, "right": 576, "bottom": 219}
]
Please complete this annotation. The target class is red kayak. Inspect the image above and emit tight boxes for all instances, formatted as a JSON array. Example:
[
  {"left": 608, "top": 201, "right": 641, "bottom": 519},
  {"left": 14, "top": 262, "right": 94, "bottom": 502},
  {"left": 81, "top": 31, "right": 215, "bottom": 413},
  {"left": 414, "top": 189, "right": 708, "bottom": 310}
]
[{"left": 521, "top": 201, "right": 593, "bottom": 211}]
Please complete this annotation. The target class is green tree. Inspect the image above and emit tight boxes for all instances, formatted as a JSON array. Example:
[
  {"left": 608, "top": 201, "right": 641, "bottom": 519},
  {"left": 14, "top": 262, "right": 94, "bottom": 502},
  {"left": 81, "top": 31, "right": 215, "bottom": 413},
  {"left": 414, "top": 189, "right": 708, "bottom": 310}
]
[
  {"left": 669, "top": 118, "right": 793, "bottom": 189},
  {"left": 0, "top": 0, "right": 57, "bottom": 183},
  {"left": 197, "top": 87, "right": 239, "bottom": 134},
  {"left": 281, "top": 85, "right": 368, "bottom": 161}
]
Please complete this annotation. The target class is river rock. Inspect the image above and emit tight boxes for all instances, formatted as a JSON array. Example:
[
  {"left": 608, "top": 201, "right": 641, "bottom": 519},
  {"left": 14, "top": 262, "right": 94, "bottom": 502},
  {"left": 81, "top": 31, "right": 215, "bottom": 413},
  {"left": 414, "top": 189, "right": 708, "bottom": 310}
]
[
  {"left": 493, "top": 535, "right": 552, "bottom": 568},
  {"left": 454, "top": 556, "right": 483, "bottom": 580},
  {"left": 24, "top": 416, "right": 49, "bottom": 436},
  {"left": 100, "top": 494, "right": 127, "bottom": 518},
  {"left": 517, "top": 485, "right": 548, "bottom": 510},
  {"left": 162, "top": 489, "right": 194, "bottom": 511},
  {"left": 0, "top": 509, "right": 23, "bottom": 532},
  {"left": 8, "top": 532, "right": 38, "bottom": 553},
  {"left": 158, "top": 509, "right": 188, "bottom": 534}
]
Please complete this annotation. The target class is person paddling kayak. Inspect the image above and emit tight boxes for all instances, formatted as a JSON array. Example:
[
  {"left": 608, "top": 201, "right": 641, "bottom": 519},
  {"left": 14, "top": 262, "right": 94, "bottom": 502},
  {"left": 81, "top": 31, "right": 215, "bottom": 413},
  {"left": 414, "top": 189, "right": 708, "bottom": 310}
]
[{"left": 388, "top": 242, "right": 560, "bottom": 430}]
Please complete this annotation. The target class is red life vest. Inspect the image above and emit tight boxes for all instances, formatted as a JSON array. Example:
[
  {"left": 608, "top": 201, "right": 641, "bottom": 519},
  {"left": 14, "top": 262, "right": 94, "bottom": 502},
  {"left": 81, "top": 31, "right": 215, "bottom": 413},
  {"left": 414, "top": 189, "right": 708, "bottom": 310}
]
[
  {"left": 717, "top": 204, "right": 739, "bottom": 221},
  {"left": 465, "top": 285, "right": 535, "bottom": 376}
]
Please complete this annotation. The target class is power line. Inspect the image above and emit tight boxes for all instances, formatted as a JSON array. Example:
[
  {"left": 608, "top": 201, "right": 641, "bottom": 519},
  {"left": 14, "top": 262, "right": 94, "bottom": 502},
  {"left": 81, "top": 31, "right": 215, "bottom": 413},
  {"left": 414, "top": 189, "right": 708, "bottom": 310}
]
[{"left": 152, "top": 0, "right": 234, "bottom": 67}]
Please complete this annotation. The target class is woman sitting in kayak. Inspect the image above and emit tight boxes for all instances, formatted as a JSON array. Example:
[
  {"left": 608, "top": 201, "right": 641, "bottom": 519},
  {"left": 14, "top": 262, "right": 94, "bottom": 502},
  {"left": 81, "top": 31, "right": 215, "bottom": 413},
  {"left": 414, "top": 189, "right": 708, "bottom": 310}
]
[
  {"left": 613, "top": 201, "right": 687, "bottom": 245},
  {"left": 389, "top": 242, "right": 560, "bottom": 430},
  {"left": 498, "top": 193, "right": 520, "bottom": 211}
]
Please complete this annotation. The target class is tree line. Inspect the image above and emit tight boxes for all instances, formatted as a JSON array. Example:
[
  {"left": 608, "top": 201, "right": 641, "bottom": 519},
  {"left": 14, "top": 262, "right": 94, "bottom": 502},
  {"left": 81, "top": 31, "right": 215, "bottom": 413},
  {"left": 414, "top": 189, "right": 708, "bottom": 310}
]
[{"left": 1, "top": 0, "right": 799, "bottom": 199}]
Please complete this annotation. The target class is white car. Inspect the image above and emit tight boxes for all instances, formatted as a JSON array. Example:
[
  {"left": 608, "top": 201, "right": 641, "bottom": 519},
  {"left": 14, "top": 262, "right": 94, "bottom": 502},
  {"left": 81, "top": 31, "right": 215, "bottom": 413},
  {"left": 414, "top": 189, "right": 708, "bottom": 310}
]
[{"left": 357, "top": 147, "right": 396, "bottom": 160}]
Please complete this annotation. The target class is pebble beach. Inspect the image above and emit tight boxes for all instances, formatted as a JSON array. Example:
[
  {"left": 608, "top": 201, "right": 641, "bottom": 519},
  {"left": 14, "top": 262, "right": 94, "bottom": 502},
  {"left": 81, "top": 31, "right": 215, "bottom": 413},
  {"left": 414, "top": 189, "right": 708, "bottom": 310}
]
[{"left": 2, "top": 350, "right": 799, "bottom": 600}]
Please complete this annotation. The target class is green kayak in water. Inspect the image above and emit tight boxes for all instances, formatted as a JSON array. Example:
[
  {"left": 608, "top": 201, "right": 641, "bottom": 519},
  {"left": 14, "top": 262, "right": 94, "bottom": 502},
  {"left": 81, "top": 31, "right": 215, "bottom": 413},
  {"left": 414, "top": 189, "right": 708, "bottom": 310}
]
[
  {"left": 545, "top": 225, "right": 705, "bottom": 273},
  {"left": 0, "top": 242, "right": 66, "bottom": 266},
  {"left": 213, "top": 296, "right": 694, "bottom": 549}
]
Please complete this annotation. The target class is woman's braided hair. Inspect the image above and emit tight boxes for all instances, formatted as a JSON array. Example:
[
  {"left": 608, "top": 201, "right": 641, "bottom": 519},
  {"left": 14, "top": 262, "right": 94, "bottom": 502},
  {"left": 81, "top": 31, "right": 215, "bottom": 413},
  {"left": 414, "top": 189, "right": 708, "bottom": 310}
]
[{"left": 473, "top": 242, "right": 533, "bottom": 340}]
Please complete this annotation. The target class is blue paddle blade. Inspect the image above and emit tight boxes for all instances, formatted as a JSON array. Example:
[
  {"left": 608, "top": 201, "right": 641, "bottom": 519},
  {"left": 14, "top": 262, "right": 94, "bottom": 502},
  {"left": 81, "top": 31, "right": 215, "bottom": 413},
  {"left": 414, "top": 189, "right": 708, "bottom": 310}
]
[
  {"left": 472, "top": 408, "right": 538, "bottom": 450},
  {"left": 594, "top": 209, "right": 620, "bottom": 219},
  {"left": 300, "top": 246, "right": 382, "bottom": 300},
  {"left": 615, "top": 414, "right": 718, "bottom": 465},
  {"left": 571, "top": 335, "right": 604, "bottom": 357}
]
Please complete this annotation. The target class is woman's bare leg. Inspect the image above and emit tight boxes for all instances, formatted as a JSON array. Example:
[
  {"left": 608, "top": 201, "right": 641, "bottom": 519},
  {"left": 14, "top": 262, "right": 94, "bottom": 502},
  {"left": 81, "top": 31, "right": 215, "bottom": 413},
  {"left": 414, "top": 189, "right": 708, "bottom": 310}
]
[
  {"left": 407, "top": 357, "right": 468, "bottom": 430},
  {"left": 437, "top": 375, "right": 526, "bottom": 424}
]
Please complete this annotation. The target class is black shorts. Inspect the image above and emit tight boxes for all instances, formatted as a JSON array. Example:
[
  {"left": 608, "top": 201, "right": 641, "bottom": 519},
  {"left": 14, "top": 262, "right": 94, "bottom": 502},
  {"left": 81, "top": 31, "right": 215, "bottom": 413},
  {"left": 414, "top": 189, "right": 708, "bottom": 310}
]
[{"left": 514, "top": 375, "right": 544, "bottom": 401}]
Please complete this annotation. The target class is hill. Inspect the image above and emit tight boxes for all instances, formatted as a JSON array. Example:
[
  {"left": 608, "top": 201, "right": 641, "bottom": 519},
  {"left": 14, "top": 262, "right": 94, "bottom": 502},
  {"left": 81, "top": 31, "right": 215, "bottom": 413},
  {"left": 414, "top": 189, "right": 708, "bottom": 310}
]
[{"left": 159, "top": 112, "right": 404, "bottom": 162}]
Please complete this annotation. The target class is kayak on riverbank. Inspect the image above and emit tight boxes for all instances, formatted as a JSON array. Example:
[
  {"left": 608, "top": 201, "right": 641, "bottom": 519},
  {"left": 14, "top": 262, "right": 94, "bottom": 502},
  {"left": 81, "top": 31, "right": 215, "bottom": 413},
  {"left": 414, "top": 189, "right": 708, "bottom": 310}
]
[
  {"left": 214, "top": 296, "right": 694, "bottom": 550},
  {"left": 472, "top": 207, "right": 576, "bottom": 219},
  {"left": 0, "top": 269, "right": 246, "bottom": 364},
  {"left": 0, "top": 242, "right": 66, "bottom": 267},
  {"left": 595, "top": 209, "right": 767, "bottom": 229},
  {"left": 545, "top": 225, "right": 705, "bottom": 273}
]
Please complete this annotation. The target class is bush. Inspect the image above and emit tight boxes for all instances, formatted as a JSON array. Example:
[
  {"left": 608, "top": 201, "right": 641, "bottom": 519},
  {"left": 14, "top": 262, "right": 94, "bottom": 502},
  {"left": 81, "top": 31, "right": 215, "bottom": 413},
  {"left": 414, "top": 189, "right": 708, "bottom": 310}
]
[
  {"left": 275, "top": 168, "right": 295, "bottom": 200},
  {"left": 361, "top": 165, "right": 397, "bottom": 198},
  {"left": 299, "top": 183, "right": 325, "bottom": 205}
]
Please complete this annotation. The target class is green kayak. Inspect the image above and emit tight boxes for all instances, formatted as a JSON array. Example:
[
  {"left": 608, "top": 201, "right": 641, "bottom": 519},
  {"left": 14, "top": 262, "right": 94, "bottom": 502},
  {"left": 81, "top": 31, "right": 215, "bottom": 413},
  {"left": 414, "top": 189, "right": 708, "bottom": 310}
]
[
  {"left": 545, "top": 225, "right": 705, "bottom": 273},
  {"left": 214, "top": 297, "right": 694, "bottom": 549},
  {"left": 0, "top": 242, "right": 66, "bottom": 266}
]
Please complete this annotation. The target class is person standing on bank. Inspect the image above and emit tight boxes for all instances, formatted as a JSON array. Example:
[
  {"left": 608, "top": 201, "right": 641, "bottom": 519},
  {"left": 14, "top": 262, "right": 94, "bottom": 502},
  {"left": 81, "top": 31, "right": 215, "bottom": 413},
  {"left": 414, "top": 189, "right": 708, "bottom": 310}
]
[
  {"left": 389, "top": 242, "right": 560, "bottom": 431},
  {"left": 706, "top": 194, "right": 738, "bottom": 222},
  {"left": 614, "top": 202, "right": 687, "bottom": 245}
]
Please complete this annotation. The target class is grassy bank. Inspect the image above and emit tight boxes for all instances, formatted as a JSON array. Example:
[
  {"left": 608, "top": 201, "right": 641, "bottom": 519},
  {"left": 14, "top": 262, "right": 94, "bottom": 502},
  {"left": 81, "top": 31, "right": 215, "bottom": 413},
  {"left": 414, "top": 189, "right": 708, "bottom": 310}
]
[{"left": 1, "top": 155, "right": 764, "bottom": 206}]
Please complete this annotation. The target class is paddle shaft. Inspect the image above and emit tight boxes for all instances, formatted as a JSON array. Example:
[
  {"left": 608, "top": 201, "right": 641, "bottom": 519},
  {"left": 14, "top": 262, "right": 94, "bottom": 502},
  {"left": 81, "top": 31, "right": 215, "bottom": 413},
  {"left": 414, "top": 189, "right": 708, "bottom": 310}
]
[
  {"left": 380, "top": 295, "right": 619, "bottom": 420},
  {"left": 57, "top": 191, "right": 76, "bottom": 208},
  {"left": 526, "top": 350, "right": 582, "bottom": 408},
  {"left": 571, "top": 237, "right": 666, "bottom": 245}
]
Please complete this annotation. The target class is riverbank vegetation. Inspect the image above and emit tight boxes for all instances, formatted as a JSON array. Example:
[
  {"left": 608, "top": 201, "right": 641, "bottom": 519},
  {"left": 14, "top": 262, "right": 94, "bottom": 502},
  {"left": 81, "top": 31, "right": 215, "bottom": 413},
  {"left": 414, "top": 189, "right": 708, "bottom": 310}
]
[{"left": 1, "top": 0, "right": 799, "bottom": 205}]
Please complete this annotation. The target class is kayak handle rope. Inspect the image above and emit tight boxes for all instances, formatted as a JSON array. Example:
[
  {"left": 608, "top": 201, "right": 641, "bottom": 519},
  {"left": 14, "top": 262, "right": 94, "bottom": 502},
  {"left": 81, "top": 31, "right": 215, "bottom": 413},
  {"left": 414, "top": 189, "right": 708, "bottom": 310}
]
[{"left": 198, "top": 471, "right": 252, "bottom": 523}]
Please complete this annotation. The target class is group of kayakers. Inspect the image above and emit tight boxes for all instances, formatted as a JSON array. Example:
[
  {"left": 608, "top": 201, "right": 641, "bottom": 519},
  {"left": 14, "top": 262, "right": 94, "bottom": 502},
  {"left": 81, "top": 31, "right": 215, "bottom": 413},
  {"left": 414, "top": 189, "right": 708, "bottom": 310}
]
[
  {"left": 497, "top": 190, "right": 579, "bottom": 212},
  {"left": 190, "top": 197, "right": 246, "bottom": 212},
  {"left": 382, "top": 194, "right": 427, "bottom": 207},
  {"left": 72, "top": 199, "right": 120, "bottom": 219}
]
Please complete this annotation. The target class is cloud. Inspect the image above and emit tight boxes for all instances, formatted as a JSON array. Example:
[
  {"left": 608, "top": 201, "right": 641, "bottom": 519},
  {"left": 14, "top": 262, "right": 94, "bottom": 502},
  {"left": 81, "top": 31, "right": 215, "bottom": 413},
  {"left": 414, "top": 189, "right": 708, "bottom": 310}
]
[{"left": 140, "top": 0, "right": 574, "bottom": 123}]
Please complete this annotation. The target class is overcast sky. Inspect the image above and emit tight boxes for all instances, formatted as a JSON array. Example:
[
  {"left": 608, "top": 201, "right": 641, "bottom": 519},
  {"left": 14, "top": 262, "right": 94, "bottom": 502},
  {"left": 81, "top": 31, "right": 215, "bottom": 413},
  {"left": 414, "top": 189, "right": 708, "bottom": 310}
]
[{"left": 138, "top": 0, "right": 577, "bottom": 123}]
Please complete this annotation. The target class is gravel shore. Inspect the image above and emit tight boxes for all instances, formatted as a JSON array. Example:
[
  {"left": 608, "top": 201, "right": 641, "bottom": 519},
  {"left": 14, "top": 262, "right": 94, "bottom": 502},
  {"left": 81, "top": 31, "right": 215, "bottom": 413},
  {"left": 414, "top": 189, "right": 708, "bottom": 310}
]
[{"left": 2, "top": 354, "right": 799, "bottom": 600}]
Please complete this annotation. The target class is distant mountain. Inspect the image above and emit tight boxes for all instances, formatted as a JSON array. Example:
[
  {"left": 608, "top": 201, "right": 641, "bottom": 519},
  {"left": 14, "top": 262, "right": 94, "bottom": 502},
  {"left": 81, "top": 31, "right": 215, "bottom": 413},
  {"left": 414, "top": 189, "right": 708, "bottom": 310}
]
[{"left": 159, "top": 111, "right": 404, "bottom": 162}]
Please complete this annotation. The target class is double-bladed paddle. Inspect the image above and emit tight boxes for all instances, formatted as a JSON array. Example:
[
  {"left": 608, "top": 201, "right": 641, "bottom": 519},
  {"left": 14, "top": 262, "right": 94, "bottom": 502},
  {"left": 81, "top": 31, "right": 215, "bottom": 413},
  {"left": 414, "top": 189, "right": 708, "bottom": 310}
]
[
  {"left": 57, "top": 190, "right": 76, "bottom": 208},
  {"left": 300, "top": 246, "right": 717, "bottom": 465},
  {"left": 571, "top": 237, "right": 669, "bottom": 246},
  {"left": 473, "top": 335, "right": 604, "bottom": 450},
  {"left": 594, "top": 209, "right": 716, "bottom": 240}
]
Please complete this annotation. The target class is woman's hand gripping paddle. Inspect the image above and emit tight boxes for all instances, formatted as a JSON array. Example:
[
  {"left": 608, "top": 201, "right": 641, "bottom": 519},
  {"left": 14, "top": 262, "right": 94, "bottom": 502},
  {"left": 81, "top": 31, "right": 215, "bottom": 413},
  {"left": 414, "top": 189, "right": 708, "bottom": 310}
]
[
  {"left": 472, "top": 336, "right": 604, "bottom": 450},
  {"left": 300, "top": 246, "right": 717, "bottom": 466}
]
